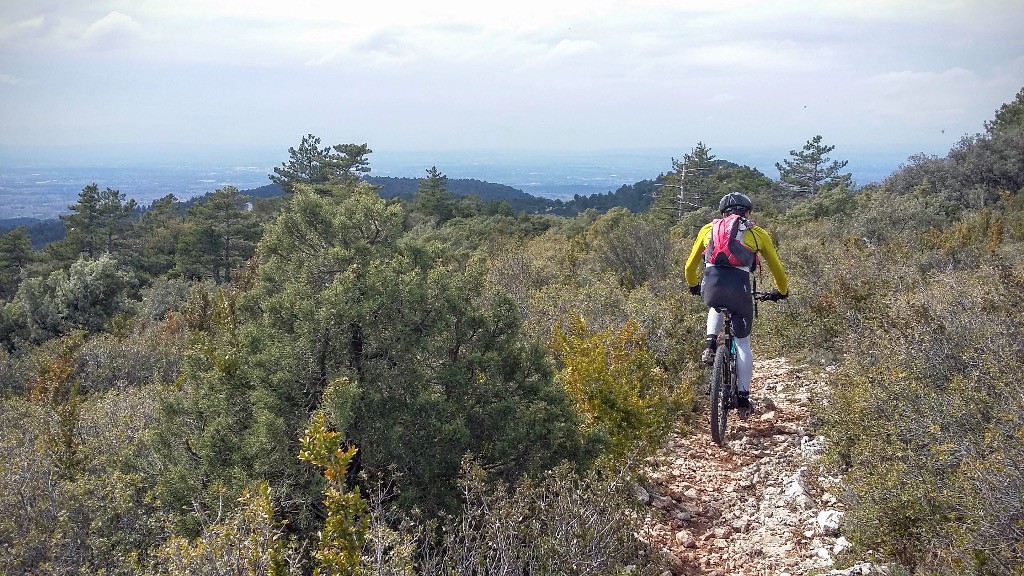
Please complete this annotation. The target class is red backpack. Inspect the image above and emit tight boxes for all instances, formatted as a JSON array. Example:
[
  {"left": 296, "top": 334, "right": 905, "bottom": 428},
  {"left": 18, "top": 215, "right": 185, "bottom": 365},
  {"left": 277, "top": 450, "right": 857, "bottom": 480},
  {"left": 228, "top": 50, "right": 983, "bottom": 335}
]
[{"left": 704, "top": 214, "right": 758, "bottom": 270}]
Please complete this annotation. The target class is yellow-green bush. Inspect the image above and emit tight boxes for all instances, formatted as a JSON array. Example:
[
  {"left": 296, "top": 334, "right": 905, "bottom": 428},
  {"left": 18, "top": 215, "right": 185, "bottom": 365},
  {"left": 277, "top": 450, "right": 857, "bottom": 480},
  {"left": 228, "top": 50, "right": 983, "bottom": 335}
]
[
  {"left": 0, "top": 384, "right": 165, "bottom": 576},
  {"left": 148, "top": 482, "right": 289, "bottom": 576},
  {"left": 298, "top": 410, "right": 368, "bottom": 576},
  {"left": 551, "top": 317, "right": 688, "bottom": 460}
]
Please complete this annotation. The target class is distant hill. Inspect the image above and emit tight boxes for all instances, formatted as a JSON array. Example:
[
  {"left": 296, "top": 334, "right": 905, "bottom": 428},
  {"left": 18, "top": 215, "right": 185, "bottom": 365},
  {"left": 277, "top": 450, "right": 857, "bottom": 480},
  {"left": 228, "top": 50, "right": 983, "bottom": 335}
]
[
  {"left": 236, "top": 183, "right": 285, "bottom": 200},
  {"left": 0, "top": 217, "right": 40, "bottom": 232},
  {"left": 1, "top": 174, "right": 661, "bottom": 249},
  {"left": 238, "top": 177, "right": 559, "bottom": 214},
  {"left": 236, "top": 177, "right": 663, "bottom": 216},
  {"left": 0, "top": 217, "right": 66, "bottom": 249},
  {"left": 558, "top": 179, "right": 659, "bottom": 215}
]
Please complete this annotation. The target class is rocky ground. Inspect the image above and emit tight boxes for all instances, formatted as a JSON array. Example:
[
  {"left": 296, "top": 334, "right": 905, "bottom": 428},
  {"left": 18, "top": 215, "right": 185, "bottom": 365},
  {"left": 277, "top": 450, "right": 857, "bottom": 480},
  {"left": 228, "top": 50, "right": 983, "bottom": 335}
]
[{"left": 639, "top": 358, "right": 886, "bottom": 576}]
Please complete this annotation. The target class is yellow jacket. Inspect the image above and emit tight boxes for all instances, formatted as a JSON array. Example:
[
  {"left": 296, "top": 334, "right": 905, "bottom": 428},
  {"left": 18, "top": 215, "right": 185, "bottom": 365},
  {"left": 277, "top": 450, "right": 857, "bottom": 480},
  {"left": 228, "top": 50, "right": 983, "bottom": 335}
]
[{"left": 684, "top": 220, "right": 788, "bottom": 295}]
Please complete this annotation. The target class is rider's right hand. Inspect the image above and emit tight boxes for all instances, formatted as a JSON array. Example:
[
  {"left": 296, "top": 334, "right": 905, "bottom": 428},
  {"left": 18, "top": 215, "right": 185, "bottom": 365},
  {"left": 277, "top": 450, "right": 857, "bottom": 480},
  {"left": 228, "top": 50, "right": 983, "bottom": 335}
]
[
  {"left": 689, "top": 284, "right": 701, "bottom": 296},
  {"left": 770, "top": 288, "right": 788, "bottom": 301}
]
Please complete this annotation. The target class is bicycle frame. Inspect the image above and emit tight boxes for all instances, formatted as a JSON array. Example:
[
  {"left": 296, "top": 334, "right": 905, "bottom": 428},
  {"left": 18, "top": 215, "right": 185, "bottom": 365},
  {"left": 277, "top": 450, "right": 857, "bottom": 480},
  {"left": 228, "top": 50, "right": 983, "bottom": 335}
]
[
  {"left": 708, "top": 307, "right": 737, "bottom": 445},
  {"left": 707, "top": 290, "right": 776, "bottom": 446}
]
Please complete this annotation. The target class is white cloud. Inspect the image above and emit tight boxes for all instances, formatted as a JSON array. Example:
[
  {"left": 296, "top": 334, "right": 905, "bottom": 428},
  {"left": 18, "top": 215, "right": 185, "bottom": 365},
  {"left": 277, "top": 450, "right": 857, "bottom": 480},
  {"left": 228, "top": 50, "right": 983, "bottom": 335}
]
[
  {"left": 2, "top": 0, "right": 1021, "bottom": 156},
  {"left": 0, "top": 16, "right": 46, "bottom": 41},
  {"left": 0, "top": 73, "right": 28, "bottom": 86},
  {"left": 676, "top": 41, "right": 831, "bottom": 72},
  {"left": 513, "top": 38, "right": 604, "bottom": 72},
  {"left": 862, "top": 67, "right": 980, "bottom": 119},
  {"left": 550, "top": 39, "right": 600, "bottom": 58},
  {"left": 82, "top": 11, "right": 143, "bottom": 50},
  {"left": 350, "top": 29, "right": 421, "bottom": 67},
  {"left": 843, "top": 66, "right": 1013, "bottom": 146}
]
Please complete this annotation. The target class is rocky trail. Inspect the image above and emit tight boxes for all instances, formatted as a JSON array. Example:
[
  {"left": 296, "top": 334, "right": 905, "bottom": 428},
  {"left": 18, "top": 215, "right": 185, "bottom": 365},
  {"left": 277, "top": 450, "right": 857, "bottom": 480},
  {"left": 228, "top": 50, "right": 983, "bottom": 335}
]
[{"left": 639, "top": 358, "right": 884, "bottom": 576}]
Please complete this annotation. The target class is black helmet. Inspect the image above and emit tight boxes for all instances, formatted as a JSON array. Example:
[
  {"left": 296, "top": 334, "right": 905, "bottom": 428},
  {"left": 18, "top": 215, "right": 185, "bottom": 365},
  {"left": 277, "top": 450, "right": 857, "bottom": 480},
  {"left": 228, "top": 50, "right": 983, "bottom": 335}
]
[{"left": 719, "top": 192, "right": 752, "bottom": 214}]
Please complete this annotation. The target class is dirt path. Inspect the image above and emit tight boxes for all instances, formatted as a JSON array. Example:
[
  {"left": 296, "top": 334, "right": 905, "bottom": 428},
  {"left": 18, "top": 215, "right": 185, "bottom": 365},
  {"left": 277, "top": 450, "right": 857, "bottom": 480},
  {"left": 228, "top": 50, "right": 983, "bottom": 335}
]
[{"left": 638, "top": 358, "right": 875, "bottom": 576}]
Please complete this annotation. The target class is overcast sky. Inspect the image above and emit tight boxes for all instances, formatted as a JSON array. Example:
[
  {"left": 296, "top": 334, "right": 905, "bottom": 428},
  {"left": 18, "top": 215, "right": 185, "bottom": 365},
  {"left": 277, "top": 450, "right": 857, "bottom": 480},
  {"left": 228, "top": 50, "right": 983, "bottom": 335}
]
[{"left": 1, "top": 0, "right": 1022, "bottom": 167}]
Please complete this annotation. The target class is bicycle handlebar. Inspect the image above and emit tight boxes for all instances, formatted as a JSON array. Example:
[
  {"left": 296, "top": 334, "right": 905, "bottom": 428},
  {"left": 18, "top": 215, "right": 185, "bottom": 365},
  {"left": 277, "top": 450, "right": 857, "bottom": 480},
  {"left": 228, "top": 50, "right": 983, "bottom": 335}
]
[{"left": 753, "top": 290, "right": 784, "bottom": 302}]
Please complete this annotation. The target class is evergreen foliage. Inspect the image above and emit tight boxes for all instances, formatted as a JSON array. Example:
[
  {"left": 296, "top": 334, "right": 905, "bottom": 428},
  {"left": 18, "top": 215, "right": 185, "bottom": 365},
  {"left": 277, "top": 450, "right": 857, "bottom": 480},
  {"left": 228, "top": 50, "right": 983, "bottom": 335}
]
[
  {"left": 775, "top": 135, "right": 854, "bottom": 197},
  {"left": 985, "top": 86, "right": 1024, "bottom": 134},
  {"left": 1, "top": 85, "right": 1022, "bottom": 576},
  {"left": 651, "top": 143, "right": 775, "bottom": 224},
  {"left": 409, "top": 166, "right": 458, "bottom": 225},
  {"left": 652, "top": 142, "right": 719, "bottom": 219},
  {"left": 0, "top": 227, "right": 34, "bottom": 301},
  {"left": 16, "top": 255, "right": 134, "bottom": 342},
  {"left": 241, "top": 181, "right": 593, "bottom": 514},
  {"left": 56, "top": 184, "right": 137, "bottom": 261},
  {"left": 551, "top": 317, "right": 686, "bottom": 460},
  {"left": 270, "top": 133, "right": 372, "bottom": 194},
  {"left": 174, "top": 186, "right": 260, "bottom": 283},
  {"left": 565, "top": 179, "right": 658, "bottom": 215},
  {"left": 130, "top": 194, "right": 185, "bottom": 280},
  {"left": 26, "top": 219, "right": 67, "bottom": 249}
]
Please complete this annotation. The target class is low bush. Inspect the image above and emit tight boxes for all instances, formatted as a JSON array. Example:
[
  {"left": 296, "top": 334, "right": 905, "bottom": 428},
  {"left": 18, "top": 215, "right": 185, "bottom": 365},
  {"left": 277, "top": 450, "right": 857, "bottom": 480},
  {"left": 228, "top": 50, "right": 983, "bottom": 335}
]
[
  {"left": 551, "top": 317, "right": 688, "bottom": 460},
  {"left": 821, "top": 261, "right": 1024, "bottom": 574}
]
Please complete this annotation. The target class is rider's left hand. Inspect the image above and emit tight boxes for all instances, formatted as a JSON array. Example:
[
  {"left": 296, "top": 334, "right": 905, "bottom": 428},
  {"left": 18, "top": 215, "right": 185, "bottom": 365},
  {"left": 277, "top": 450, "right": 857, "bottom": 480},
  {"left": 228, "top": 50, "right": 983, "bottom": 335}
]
[{"left": 689, "top": 284, "right": 701, "bottom": 296}]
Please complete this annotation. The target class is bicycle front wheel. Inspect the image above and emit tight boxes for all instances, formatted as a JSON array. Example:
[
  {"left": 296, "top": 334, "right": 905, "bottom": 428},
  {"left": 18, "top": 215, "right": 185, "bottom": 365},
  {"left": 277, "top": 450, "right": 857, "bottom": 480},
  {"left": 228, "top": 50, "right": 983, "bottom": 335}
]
[{"left": 709, "top": 345, "right": 729, "bottom": 446}]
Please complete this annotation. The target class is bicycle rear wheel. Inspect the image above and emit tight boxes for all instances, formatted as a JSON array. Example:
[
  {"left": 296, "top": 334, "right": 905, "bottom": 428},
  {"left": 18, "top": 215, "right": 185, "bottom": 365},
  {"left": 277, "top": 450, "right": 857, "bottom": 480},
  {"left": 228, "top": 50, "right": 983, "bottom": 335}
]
[{"left": 709, "top": 345, "right": 729, "bottom": 446}]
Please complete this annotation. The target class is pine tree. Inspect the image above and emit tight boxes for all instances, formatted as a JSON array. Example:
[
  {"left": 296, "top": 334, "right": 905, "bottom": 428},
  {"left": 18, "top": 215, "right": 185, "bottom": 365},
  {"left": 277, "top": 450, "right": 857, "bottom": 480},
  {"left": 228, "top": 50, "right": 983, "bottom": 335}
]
[
  {"left": 652, "top": 142, "right": 718, "bottom": 220},
  {"left": 131, "top": 194, "right": 185, "bottom": 279},
  {"left": 154, "top": 181, "right": 591, "bottom": 531},
  {"left": 0, "top": 227, "right": 34, "bottom": 300},
  {"left": 775, "top": 135, "right": 853, "bottom": 197},
  {"left": 58, "top": 184, "right": 136, "bottom": 259},
  {"left": 325, "top": 143, "right": 373, "bottom": 185},
  {"left": 682, "top": 141, "right": 718, "bottom": 201},
  {"left": 411, "top": 166, "right": 457, "bottom": 224},
  {"left": 270, "top": 134, "right": 330, "bottom": 192},
  {"left": 271, "top": 134, "right": 372, "bottom": 194},
  {"left": 175, "top": 187, "right": 259, "bottom": 283}
]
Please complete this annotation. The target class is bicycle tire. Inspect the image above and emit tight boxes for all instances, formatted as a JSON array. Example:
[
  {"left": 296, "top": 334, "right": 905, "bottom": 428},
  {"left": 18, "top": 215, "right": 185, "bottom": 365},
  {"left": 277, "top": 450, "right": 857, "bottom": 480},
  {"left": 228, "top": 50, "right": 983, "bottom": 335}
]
[{"left": 709, "top": 345, "right": 729, "bottom": 446}]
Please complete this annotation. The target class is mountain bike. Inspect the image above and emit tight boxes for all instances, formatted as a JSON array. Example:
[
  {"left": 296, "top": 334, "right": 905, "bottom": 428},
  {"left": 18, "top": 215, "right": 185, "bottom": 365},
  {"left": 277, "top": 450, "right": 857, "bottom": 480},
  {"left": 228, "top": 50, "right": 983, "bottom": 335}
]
[{"left": 708, "top": 290, "right": 778, "bottom": 446}]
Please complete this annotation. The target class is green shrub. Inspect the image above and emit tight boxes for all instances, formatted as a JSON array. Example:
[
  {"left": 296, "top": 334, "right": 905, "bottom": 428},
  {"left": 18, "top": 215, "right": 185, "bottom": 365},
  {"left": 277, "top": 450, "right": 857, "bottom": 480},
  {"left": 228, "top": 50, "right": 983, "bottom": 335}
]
[
  {"left": 0, "top": 384, "right": 165, "bottom": 576},
  {"left": 148, "top": 482, "right": 289, "bottom": 576},
  {"left": 298, "top": 409, "right": 368, "bottom": 576},
  {"left": 16, "top": 255, "right": 135, "bottom": 343},
  {"left": 551, "top": 317, "right": 687, "bottom": 460},
  {"left": 821, "top": 262, "right": 1024, "bottom": 574},
  {"left": 137, "top": 277, "right": 196, "bottom": 322}
]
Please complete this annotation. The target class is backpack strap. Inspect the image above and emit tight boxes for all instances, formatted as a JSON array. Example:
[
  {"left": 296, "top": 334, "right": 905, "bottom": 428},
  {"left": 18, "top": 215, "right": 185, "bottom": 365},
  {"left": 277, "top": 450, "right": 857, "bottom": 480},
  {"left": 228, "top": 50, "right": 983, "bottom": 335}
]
[
  {"left": 744, "top": 218, "right": 762, "bottom": 273},
  {"left": 752, "top": 273, "right": 759, "bottom": 319}
]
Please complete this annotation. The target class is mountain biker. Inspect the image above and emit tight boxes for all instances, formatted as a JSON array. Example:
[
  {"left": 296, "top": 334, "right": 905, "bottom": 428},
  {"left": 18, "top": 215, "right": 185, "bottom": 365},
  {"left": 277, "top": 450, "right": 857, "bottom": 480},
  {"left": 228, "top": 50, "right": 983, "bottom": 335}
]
[{"left": 684, "top": 192, "right": 789, "bottom": 415}]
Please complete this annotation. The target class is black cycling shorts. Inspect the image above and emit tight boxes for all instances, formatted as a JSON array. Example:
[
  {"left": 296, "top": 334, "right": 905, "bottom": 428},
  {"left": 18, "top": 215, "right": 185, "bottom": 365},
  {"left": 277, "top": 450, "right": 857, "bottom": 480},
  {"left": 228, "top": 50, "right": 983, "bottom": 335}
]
[{"left": 701, "top": 265, "right": 753, "bottom": 338}]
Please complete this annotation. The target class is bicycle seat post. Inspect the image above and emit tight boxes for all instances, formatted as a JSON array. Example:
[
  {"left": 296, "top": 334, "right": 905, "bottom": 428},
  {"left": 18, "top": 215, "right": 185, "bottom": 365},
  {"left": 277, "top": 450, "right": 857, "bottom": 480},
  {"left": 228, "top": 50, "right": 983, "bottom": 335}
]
[{"left": 715, "top": 306, "right": 733, "bottom": 343}]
